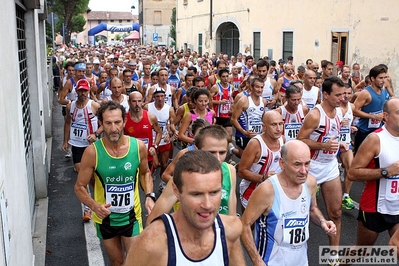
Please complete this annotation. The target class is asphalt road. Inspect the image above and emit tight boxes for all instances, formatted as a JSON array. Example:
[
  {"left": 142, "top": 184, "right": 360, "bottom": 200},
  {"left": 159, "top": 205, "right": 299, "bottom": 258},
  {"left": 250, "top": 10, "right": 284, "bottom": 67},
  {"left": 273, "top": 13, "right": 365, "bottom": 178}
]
[{"left": 45, "top": 93, "right": 392, "bottom": 266}]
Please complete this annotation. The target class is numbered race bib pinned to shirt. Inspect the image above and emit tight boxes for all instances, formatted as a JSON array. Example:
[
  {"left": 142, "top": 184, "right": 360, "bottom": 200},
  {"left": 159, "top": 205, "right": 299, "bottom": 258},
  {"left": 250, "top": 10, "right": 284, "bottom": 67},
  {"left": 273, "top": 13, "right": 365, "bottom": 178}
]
[
  {"left": 71, "top": 122, "right": 88, "bottom": 141},
  {"left": 106, "top": 183, "right": 134, "bottom": 213},
  {"left": 283, "top": 216, "right": 309, "bottom": 246},
  {"left": 368, "top": 111, "right": 382, "bottom": 129}
]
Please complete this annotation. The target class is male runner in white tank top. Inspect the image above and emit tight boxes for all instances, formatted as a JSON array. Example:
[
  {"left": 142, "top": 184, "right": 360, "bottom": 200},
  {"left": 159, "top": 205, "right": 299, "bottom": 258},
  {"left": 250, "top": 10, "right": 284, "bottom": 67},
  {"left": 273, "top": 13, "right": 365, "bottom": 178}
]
[
  {"left": 297, "top": 76, "right": 349, "bottom": 263},
  {"left": 124, "top": 150, "right": 244, "bottom": 266},
  {"left": 241, "top": 140, "right": 336, "bottom": 266}
]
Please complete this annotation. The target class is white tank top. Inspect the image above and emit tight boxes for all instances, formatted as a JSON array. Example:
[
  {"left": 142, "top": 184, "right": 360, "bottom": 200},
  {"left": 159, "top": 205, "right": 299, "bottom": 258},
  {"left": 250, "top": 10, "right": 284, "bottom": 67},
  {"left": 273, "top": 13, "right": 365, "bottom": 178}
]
[
  {"left": 67, "top": 77, "right": 78, "bottom": 101},
  {"left": 374, "top": 126, "right": 399, "bottom": 214},
  {"left": 262, "top": 77, "right": 274, "bottom": 101},
  {"left": 155, "top": 84, "right": 173, "bottom": 107},
  {"left": 280, "top": 104, "right": 305, "bottom": 142},
  {"left": 339, "top": 102, "right": 353, "bottom": 145},
  {"left": 255, "top": 174, "right": 310, "bottom": 266},
  {"left": 148, "top": 102, "right": 171, "bottom": 146},
  {"left": 302, "top": 86, "right": 319, "bottom": 109},
  {"left": 69, "top": 100, "right": 98, "bottom": 147},
  {"left": 106, "top": 94, "right": 129, "bottom": 113},
  {"left": 240, "top": 135, "right": 283, "bottom": 202},
  {"left": 160, "top": 214, "right": 228, "bottom": 266},
  {"left": 308, "top": 105, "right": 342, "bottom": 163},
  {"left": 100, "top": 86, "right": 112, "bottom": 101},
  {"left": 246, "top": 96, "right": 265, "bottom": 134}
]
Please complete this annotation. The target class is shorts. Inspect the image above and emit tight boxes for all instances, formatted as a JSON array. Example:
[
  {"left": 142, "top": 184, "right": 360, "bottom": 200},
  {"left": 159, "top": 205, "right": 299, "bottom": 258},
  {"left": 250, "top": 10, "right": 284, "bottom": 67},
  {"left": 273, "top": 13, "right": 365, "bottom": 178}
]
[
  {"left": 72, "top": 146, "right": 87, "bottom": 164},
  {"left": 357, "top": 209, "right": 399, "bottom": 233},
  {"left": 95, "top": 220, "right": 142, "bottom": 240},
  {"left": 308, "top": 159, "right": 339, "bottom": 185},
  {"left": 215, "top": 117, "right": 232, "bottom": 128},
  {"left": 158, "top": 143, "right": 172, "bottom": 153},
  {"left": 235, "top": 136, "right": 251, "bottom": 150},
  {"left": 62, "top": 106, "right": 67, "bottom": 116},
  {"left": 354, "top": 129, "right": 373, "bottom": 154}
]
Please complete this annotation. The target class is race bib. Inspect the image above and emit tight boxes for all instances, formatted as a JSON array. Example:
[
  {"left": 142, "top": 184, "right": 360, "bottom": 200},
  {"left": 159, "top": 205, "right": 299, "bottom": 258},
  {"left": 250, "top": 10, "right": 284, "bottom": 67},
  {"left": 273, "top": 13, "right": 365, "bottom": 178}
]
[
  {"left": 368, "top": 111, "right": 382, "bottom": 129},
  {"left": 284, "top": 123, "right": 302, "bottom": 141},
  {"left": 385, "top": 176, "right": 399, "bottom": 201},
  {"left": 220, "top": 101, "right": 231, "bottom": 114},
  {"left": 71, "top": 122, "right": 88, "bottom": 141},
  {"left": 106, "top": 183, "right": 134, "bottom": 213},
  {"left": 283, "top": 216, "right": 309, "bottom": 246},
  {"left": 249, "top": 119, "right": 262, "bottom": 134},
  {"left": 340, "top": 127, "right": 350, "bottom": 144},
  {"left": 321, "top": 136, "right": 338, "bottom": 157},
  {"left": 138, "top": 138, "right": 149, "bottom": 149}
]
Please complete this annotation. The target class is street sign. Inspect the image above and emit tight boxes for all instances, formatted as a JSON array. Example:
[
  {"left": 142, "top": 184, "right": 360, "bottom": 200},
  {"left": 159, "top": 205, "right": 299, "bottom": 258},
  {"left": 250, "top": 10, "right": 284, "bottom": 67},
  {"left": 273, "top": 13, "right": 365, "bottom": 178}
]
[
  {"left": 46, "top": 12, "right": 59, "bottom": 26},
  {"left": 153, "top": 33, "right": 158, "bottom": 42}
]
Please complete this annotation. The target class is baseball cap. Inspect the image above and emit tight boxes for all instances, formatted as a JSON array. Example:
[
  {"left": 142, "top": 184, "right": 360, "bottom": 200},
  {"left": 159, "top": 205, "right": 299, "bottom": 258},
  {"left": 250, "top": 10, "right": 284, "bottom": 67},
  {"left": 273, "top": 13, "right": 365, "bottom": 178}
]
[
  {"left": 128, "top": 61, "right": 137, "bottom": 66},
  {"left": 237, "top": 52, "right": 242, "bottom": 57},
  {"left": 153, "top": 87, "right": 165, "bottom": 95},
  {"left": 278, "top": 58, "right": 285, "bottom": 63},
  {"left": 287, "top": 55, "right": 294, "bottom": 60},
  {"left": 76, "top": 79, "right": 90, "bottom": 91},
  {"left": 93, "top": 59, "right": 100, "bottom": 64}
]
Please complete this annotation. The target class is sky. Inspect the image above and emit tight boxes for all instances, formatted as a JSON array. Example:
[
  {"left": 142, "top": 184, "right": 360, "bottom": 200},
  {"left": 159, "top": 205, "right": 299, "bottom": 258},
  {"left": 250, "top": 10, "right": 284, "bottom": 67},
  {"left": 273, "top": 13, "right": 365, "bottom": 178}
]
[{"left": 88, "top": 0, "right": 139, "bottom": 14}]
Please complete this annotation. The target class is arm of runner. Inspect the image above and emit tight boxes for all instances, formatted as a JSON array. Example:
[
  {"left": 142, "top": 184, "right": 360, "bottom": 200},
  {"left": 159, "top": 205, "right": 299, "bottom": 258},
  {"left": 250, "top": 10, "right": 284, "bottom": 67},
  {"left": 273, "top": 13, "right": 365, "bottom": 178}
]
[
  {"left": 138, "top": 140, "right": 154, "bottom": 214},
  {"left": 353, "top": 90, "right": 382, "bottom": 120},
  {"left": 307, "top": 174, "right": 336, "bottom": 236},
  {"left": 161, "top": 149, "right": 188, "bottom": 183},
  {"left": 58, "top": 80, "right": 72, "bottom": 105},
  {"left": 62, "top": 103, "right": 71, "bottom": 152},
  {"left": 347, "top": 133, "right": 397, "bottom": 181},
  {"left": 238, "top": 139, "right": 265, "bottom": 183},
  {"left": 178, "top": 112, "right": 195, "bottom": 144},
  {"left": 74, "top": 145, "right": 111, "bottom": 219},
  {"left": 241, "top": 181, "right": 273, "bottom": 266},
  {"left": 227, "top": 164, "right": 238, "bottom": 216},
  {"left": 221, "top": 215, "right": 245, "bottom": 266},
  {"left": 297, "top": 108, "right": 339, "bottom": 151},
  {"left": 145, "top": 180, "right": 178, "bottom": 226}
]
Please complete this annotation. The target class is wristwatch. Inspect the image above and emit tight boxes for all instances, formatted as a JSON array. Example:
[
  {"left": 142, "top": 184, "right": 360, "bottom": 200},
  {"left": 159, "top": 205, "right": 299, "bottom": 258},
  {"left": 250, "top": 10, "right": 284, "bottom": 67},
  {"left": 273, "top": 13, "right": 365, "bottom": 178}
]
[
  {"left": 146, "top": 192, "right": 156, "bottom": 201},
  {"left": 94, "top": 131, "right": 99, "bottom": 138},
  {"left": 381, "top": 168, "right": 389, "bottom": 179},
  {"left": 153, "top": 144, "right": 158, "bottom": 150}
]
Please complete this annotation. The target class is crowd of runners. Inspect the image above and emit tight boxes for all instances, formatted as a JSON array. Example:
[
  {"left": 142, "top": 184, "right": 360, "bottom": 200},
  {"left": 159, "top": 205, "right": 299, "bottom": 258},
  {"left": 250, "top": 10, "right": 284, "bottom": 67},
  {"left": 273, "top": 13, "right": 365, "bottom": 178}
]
[{"left": 51, "top": 42, "right": 399, "bottom": 266}]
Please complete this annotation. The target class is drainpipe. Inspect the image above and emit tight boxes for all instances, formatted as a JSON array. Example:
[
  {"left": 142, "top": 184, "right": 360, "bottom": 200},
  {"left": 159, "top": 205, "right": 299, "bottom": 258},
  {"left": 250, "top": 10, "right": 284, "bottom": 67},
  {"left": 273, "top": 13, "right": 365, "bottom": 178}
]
[{"left": 210, "top": 0, "right": 213, "bottom": 40}]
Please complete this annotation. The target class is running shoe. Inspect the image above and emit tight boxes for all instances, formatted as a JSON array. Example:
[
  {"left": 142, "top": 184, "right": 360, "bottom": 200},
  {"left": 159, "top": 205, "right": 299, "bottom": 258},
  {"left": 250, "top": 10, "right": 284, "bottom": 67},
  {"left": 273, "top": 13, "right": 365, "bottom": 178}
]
[
  {"left": 342, "top": 196, "right": 355, "bottom": 210},
  {"left": 228, "top": 158, "right": 237, "bottom": 166},
  {"left": 83, "top": 206, "right": 91, "bottom": 222},
  {"left": 65, "top": 150, "right": 72, "bottom": 158},
  {"left": 228, "top": 143, "right": 235, "bottom": 154},
  {"left": 159, "top": 181, "right": 166, "bottom": 193}
]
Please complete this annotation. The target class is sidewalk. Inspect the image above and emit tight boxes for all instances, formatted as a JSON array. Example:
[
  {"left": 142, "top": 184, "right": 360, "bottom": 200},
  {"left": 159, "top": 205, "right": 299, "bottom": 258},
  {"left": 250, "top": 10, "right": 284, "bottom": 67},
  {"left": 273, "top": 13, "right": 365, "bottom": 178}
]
[{"left": 45, "top": 92, "right": 90, "bottom": 266}]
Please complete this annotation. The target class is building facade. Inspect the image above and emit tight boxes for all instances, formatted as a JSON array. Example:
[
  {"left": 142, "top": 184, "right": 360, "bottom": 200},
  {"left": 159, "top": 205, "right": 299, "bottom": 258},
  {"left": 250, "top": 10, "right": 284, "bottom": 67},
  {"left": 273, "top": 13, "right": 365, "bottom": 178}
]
[
  {"left": 176, "top": 0, "right": 399, "bottom": 92},
  {"left": 140, "top": 0, "right": 175, "bottom": 45},
  {"left": 1, "top": 0, "right": 51, "bottom": 265},
  {"left": 76, "top": 11, "right": 138, "bottom": 44}
]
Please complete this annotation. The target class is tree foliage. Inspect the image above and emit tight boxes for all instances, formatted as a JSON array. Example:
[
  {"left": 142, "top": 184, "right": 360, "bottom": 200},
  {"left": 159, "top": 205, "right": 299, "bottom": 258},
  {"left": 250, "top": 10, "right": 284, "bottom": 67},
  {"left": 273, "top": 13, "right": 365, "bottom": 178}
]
[
  {"left": 170, "top": 7, "right": 176, "bottom": 48},
  {"left": 48, "top": 0, "right": 89, "bottom": 44}
]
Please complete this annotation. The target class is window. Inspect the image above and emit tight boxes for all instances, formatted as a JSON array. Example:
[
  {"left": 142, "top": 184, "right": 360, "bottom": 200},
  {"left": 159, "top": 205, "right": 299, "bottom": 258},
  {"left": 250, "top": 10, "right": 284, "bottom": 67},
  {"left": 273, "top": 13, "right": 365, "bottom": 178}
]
[
  {"left": 98, "top": 20, "right": 101, "bottom": 24},
  {"left": 331, "top": 32, "right": 348, "bottom": 66},
  {"left": 154, "top": 11, "right": 162, "bottom": 25},
  {"left": 282, "top": 31, "right": 293, "bottom": 61},
  {"left": 127, "top": 19, "right": 131, "bottom": 22},
  {"left": 119, "top": 20, "right": 122, "bottom": 23},
  {"left": 183, "top": 0, "right": 188, "bottom": 5},
  {"left": 253, "top": 32, "right": 261, "bottom": 60},
  {"left": 110, "top": 19, "right": 114, "bottom": 22},
  {"left": 198, "top": 33, "right": 203, "bottom": 56}
]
